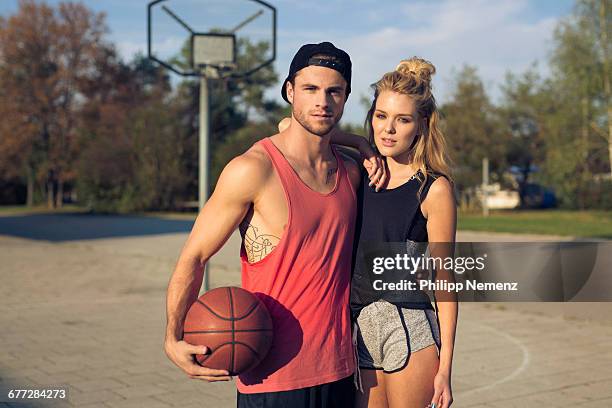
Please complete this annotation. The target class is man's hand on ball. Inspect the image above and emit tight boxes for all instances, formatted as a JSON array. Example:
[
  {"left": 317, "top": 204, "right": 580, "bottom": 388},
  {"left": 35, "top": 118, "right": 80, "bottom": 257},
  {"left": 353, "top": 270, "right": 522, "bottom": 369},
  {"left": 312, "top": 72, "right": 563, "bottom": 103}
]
[{"left": 164, "top": 339, "right": 232, "bottom": 382}]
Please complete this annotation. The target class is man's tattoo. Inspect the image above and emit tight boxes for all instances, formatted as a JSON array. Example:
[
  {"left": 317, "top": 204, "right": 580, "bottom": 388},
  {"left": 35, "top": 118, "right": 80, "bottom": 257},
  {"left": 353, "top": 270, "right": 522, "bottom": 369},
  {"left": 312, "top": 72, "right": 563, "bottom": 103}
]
[{"left": 241, "top": 224, "right": 280, "bottom": 263}]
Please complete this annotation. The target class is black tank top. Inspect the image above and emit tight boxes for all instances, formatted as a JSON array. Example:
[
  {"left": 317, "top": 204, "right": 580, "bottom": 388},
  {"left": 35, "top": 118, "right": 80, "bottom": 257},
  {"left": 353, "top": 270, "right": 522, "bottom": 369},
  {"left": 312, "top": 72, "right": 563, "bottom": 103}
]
[{"left": 350, "top": 169, "right": 441, "bottom": 317}]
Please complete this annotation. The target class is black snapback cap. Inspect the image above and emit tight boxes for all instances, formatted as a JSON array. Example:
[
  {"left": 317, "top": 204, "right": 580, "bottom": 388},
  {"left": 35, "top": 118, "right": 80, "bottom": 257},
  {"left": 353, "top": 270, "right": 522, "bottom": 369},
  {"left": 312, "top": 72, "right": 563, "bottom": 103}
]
[{"left": 281, "top": 41, "right": 352, "bottom": 103}]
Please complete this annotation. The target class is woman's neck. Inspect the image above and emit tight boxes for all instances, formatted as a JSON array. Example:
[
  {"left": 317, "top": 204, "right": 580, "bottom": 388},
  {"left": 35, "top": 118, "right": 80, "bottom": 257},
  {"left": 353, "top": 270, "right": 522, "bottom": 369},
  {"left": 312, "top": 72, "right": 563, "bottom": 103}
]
[{"left": 386, "top": 153, "right": 419, "bottom": 180}]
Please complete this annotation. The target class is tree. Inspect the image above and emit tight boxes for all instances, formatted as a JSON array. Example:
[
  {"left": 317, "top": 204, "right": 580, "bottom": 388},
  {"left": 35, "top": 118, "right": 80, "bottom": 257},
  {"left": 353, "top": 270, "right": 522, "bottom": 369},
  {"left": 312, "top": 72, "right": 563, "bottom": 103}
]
[
  {"left": 0, "top": 4, "right": 283, "bottom": 211},
  {"left": 0, "top": 0, "right": 110, "bottom": 208},
  {"left": 550, "top": 0, "right": 610, "bottom": 177},
  {"left": 540, "top": 0, "right": 611, "bottom": 208},
  {"left": 440, "top": 66, "right": 505, "bottom": 197},
  {"left": 600, "top": 0, "right": 612, "bottom": 178},
  {"left": 498, "top": 68, "right": 551, "bottom": 207},
  {"left": 0, "top": 60, "right": 39, "bottom": 205},
  {"left": 76, "top": 54, "right": 184, "bottom": 213}
]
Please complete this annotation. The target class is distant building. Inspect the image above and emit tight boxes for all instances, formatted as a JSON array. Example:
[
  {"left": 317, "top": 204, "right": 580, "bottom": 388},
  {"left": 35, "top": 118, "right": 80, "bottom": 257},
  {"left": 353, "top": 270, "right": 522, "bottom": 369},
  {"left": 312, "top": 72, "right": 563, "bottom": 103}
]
[{"left": 478, "top": 183, "right": 520, "bottom": 210}]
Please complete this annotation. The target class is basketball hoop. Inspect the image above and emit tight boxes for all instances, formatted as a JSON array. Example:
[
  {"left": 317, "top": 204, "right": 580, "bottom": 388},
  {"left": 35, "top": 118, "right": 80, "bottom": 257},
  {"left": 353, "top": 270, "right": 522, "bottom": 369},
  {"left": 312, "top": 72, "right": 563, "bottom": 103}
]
[{"left": 147, "top": 0, "right": 276, "bottom": 79}]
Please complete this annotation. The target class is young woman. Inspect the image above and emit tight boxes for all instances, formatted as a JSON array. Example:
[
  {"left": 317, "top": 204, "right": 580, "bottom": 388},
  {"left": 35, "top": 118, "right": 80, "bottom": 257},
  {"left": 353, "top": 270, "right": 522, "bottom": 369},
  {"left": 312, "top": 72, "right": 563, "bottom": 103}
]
[
  {"left": 335, "top": 57, "right": 457, "bottom": 408},
  {"left": 279, "top": 57, "right": 457, "bottom": 408}
]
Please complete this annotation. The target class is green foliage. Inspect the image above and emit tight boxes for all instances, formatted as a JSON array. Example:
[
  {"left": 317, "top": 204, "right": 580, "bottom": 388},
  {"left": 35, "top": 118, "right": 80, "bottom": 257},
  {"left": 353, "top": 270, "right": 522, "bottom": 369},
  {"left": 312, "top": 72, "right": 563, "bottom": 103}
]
[
  {"left": 440, "top": 0, "right": 611, "bottom": 210},
  {"left": 440, "top": 66, "right": 504, "bottom": 191},
  {"left": 458, "top": 210, "right": 612, "bottom": 238},
  {"left": 2, "top": 0, "right": 610, "bottom": 213},
  {"left": 541, "top": 0, "right": 611, "bottom": 208},
  {"left": 498, "top": 67, "right": 550, "bottom": 207},
  {"left": 576, "top": 179, "right": 612, "bottom": 210},
  {"left": 76, "top": 128, "right": 135, "bottom": 213},
  {"left": 76, "top": 55, "right": 187, "bottom": 213}
]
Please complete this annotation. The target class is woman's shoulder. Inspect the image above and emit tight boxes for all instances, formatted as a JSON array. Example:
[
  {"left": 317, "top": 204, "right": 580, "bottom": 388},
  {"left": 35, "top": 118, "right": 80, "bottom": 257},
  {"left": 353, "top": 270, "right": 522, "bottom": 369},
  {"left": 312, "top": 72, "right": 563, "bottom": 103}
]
[
  {"left": 427, "top": 175, "right": 453, "bottom": 196},
  {"left": 417, "top": 170, "right": 452, "bottom": 202},
  {"left": 421, "top": 172, "right": 455, "bottom": 213}
]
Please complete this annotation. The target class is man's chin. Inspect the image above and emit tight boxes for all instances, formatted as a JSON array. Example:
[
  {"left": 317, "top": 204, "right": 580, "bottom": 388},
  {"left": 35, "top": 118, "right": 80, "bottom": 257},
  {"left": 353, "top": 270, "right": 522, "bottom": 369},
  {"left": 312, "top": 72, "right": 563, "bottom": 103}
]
[
  {"left": 294, "top": 113, "right": 341, "bottom": 137},
  {"left": 305, "top": 123, "right": 336, "bottom": 137}
]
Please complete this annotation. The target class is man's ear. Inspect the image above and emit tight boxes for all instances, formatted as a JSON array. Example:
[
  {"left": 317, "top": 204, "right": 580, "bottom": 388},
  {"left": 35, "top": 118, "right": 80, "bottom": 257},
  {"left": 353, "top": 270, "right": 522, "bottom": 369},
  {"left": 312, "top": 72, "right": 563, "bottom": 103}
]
[{"left": 286, "top": 81, "right": 294, "bottom": 104}]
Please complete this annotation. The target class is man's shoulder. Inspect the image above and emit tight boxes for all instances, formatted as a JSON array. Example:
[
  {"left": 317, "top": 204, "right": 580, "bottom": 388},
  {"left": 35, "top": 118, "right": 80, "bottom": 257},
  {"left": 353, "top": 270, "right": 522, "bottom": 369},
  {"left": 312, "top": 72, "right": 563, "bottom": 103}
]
[
  {"left": 218, "top": 139, "right": 273, "bottom": 190},
  {"left": 239, "top": 140, "right": 272, "bottom": 170}
]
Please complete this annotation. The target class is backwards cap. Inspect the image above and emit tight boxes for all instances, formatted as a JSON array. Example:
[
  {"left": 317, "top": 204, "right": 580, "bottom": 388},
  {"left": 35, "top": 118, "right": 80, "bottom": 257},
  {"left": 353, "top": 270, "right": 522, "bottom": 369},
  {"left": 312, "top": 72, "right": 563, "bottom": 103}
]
[{"left": 281, "top": 41, "right": 352, "bottom": 103}]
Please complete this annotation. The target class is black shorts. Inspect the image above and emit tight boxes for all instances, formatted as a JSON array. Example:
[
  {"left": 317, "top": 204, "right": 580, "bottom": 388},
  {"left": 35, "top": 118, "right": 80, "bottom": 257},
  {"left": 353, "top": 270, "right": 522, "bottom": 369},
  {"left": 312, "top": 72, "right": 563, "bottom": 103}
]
[{"left": 236, "top": 375, "right": 355, "bottom": 408}]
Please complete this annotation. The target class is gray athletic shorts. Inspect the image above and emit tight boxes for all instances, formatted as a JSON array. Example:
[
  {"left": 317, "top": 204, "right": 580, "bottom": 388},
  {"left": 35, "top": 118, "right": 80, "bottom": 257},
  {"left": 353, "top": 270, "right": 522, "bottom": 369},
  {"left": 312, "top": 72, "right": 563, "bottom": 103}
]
[{"left": 356, "top": 300, "right": 441, "bottom": 373}]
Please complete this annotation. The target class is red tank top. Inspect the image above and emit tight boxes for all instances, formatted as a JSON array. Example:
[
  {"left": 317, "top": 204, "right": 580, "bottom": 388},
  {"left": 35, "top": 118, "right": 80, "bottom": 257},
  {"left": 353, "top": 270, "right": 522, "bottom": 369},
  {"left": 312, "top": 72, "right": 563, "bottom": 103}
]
[{"left": 236, "top": 137, "right": 357, "bottom": 393}]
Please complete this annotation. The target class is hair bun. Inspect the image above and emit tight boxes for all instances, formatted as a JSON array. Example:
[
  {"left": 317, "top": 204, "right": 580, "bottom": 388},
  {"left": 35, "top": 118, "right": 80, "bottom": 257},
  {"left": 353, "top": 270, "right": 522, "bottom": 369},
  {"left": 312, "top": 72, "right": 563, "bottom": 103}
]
[{"left": 395, "top": 57, "right": 436, "bottom": 85}]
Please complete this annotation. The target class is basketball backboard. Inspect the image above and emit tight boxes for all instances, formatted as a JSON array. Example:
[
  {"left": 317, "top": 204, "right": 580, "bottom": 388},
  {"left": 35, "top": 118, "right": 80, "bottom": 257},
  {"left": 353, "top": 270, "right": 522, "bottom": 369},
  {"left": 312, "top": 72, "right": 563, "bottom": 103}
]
[{"left": 147, "top": 0, "right": 276, "bottom": 78}]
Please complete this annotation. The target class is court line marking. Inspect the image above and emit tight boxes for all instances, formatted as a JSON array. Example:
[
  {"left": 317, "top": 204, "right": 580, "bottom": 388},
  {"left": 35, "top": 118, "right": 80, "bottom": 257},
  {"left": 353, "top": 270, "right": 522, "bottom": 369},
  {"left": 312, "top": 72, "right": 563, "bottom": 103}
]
[{"left": 456, "top": 321, "right": 530, "bottom": 396}]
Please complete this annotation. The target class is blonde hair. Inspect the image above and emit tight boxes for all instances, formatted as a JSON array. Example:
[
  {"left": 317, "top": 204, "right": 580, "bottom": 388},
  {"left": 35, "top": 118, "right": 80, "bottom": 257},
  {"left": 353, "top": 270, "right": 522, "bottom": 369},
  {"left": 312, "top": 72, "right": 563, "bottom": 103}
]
[{"left": 365, "top": 57, "right": 453, "bottom": 200}]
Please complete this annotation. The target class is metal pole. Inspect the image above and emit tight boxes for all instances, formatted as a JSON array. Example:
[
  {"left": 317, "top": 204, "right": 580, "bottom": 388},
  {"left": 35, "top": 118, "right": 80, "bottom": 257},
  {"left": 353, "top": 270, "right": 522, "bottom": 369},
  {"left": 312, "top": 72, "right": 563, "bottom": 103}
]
[
  {"left": 230, "top": 10, "right": 264, "bottom": 33},
  {"left": 199, "top": 76, "right": 210, "bottom": 210},
  {"left": 482, "top": 157, "right": 489, "bottom": 217},
  {"left": 199, "top": 75, "right": 210, "bottom": 291}
]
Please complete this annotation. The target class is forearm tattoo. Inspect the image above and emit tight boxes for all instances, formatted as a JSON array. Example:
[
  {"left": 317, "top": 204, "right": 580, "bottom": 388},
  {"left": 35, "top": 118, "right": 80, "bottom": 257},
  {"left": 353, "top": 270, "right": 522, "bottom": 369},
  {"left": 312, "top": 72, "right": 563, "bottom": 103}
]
[{"left": 240, "top": 223, "right": 280, "bottom": 263}]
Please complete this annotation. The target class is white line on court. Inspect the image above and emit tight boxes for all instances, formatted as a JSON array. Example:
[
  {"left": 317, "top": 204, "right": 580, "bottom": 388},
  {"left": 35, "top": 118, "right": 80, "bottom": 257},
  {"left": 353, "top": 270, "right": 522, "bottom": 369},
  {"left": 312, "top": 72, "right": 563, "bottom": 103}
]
[{"left": 456, "top": 321, "right": 531, "bottom": 397}]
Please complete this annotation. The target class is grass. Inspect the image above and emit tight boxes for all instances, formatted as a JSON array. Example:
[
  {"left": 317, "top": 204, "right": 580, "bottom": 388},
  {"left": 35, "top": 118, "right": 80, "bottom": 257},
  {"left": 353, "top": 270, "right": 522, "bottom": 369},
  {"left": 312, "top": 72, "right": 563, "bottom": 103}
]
[{"left": 458, "top": 210, "right": 612, "bottom": 238}]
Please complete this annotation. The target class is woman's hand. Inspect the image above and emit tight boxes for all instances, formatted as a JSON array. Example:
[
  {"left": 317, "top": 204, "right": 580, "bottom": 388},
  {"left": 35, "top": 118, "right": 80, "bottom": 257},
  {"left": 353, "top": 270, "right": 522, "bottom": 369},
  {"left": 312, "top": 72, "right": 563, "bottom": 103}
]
[
  {"left": 278, "top": 117, "right": 291, "bottom": 132},
  {"left": 358, "top": 138, "right": 386, "bottom": 191},
  {"left": 429, "top": 371, "right": 453, "bottom": 408}
]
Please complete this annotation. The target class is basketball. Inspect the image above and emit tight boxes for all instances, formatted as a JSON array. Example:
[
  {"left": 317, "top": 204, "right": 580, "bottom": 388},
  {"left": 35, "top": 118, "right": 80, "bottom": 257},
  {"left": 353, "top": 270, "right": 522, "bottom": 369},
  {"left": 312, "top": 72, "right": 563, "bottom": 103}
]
[{"left": 183, "top": 286, "right": 273, "bottom": 375}]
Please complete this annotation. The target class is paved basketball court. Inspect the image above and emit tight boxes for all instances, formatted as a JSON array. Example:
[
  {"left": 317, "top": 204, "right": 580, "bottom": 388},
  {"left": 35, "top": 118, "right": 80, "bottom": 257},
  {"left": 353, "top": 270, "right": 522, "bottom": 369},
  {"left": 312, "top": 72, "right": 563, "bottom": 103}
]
[{"left": 1, "top": 213, "right": 611, "bottom": 407}]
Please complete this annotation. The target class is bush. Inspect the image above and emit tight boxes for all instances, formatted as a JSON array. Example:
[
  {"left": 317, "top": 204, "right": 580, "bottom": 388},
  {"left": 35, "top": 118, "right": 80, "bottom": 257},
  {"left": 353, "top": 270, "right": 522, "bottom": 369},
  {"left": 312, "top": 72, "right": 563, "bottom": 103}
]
[{"left": 575, "top": 179, "right": 612, "bottom": 210}]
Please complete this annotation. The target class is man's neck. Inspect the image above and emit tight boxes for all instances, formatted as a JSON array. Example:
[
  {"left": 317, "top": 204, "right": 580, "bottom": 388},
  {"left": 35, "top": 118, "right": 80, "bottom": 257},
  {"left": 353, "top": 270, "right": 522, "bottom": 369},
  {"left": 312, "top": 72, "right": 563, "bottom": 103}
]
[{"left": 278, "top": 119, "right": 334, "bottom": 165}]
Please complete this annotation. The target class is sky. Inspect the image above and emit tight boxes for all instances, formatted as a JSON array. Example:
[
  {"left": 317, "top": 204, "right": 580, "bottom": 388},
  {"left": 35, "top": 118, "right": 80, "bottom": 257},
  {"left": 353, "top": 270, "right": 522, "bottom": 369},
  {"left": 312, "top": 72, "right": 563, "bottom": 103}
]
[{"left": 1, "top": 0, "right": 576, "bottom": 125}]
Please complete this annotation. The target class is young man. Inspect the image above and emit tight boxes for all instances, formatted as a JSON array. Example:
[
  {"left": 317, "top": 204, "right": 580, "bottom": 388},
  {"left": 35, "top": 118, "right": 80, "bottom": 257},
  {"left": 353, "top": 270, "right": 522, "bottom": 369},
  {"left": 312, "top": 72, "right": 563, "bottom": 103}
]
[{"left": 164, "top": 42, "right": 367, "bottom": 408}]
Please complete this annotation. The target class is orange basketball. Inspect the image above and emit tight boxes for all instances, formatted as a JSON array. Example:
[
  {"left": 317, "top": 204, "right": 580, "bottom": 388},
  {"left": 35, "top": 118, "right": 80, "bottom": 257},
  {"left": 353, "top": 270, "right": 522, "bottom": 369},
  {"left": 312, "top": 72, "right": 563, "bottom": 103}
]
[{"left": 183, "top": 286, "right": 273, "bottom": 375}]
